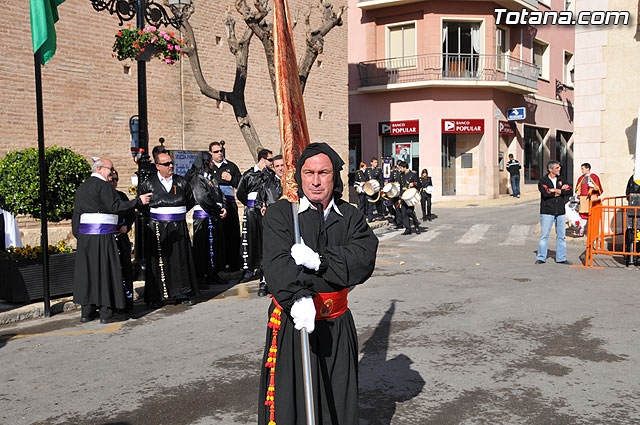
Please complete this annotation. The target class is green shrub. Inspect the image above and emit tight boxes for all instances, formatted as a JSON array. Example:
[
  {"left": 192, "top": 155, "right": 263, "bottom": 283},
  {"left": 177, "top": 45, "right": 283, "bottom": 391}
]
[{"left": 0, "top": 146, "right": 91, "bottom": 222}]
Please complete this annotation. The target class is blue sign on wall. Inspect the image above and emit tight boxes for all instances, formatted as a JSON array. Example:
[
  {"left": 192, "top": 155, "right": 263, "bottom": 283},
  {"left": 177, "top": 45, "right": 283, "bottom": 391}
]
[{"left": 507, "top": 107, "right": 526, "bottom": 121}]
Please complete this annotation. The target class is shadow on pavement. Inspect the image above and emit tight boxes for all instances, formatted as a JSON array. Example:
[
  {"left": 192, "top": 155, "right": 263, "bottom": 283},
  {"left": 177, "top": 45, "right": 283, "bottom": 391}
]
[{"left": 359, "top": 300, "right": 425, "bottom": 425}]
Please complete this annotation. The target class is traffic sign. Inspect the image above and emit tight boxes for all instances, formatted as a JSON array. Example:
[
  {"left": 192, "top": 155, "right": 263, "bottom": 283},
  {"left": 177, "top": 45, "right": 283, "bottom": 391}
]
[{"left": 507, "top": 107, "right": 526, "bottom": 121}]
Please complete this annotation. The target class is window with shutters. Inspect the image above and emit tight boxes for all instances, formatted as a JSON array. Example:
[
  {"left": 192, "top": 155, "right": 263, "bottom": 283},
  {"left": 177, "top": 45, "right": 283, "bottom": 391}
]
[{"left": 386, "top": 22, "right": 416, "bottom": 69}]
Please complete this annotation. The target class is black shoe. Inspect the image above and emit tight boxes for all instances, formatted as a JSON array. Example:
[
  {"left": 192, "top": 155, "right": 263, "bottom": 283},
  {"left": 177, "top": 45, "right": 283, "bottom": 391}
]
[
  {"left": 147, "top": 300, "right": 164, "bottom": 309},
  {"left": 535, "top": 260, "right": 545, "bottom": 264},
  {"left": 422, "top": 217, "right": 427, "bottom": 221},
  {"left": 556, "top": 260, "right": 572, "bottom": 265},
  {"left": 240, "top": 270, "right": 255, "bottom": 283},
  {"left": 80, "top": 316, "right": 95, "bottom": 323},
  {"left": 414, "top": 228, "right": 421, "bottom": 235},
  {"left": 175, "top": 296, "right": 195, "bottom": 306},
  {"left": 257, "top": 282, "right": 269, "bottom": 297},
  {"left": 401, "top": 230, "right": 412, "bottom": 235},
  {"left": 100, "top": 313, "right": 129, "bottom": 324}
]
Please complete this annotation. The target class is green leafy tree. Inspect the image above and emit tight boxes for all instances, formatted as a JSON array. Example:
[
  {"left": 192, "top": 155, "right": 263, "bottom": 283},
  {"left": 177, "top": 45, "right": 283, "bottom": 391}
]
[{"left": 0, "top": 147, "right": 91, "bottom": 222}]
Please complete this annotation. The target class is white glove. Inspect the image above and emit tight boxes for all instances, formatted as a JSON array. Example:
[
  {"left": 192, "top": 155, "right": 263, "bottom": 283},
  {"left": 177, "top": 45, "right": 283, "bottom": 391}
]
[
  {"left": 290, "top": 296, "right": 316, "bottom": 333},
  {"left": 588, "top": 181, "right": 595, "bottom": 188},
  {"left": 290, "top": 239, "right": 321, "bottom": 271}
]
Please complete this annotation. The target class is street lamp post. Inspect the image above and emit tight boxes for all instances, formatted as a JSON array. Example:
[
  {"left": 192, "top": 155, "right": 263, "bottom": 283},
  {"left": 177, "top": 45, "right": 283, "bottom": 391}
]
[{"left": 88, "top": 0, "right": 192, "bottom": 279}]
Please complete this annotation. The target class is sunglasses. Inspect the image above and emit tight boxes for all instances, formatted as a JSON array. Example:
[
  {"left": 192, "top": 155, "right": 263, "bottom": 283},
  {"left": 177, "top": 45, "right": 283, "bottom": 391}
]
[
  {"left": 266, "top": 158, "right": 273, "bottom": 162},
  {"left": 158, "top": 161, "right": 174, "bottom": 167},
  {"left": 211, "top": 150, "right": 222, "bottom": 154}
]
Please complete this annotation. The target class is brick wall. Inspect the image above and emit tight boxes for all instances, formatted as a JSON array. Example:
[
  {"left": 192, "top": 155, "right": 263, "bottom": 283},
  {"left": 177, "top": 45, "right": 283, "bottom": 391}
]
[{"left": 2, "top": 0, "right": 347, "bottom": 244}]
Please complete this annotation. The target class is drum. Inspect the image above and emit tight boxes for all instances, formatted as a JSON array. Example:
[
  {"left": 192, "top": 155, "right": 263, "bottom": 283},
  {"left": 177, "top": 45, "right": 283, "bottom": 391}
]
[
  {"left": 363, "top": 179, "right": 381, "bottom": 196},
  {"left": 401, "top": 187, "right": 421, "bottom": 206},
  {"left": 355, "top": 182, "right": 364, "bottom": 194},
  {"left": 382, "top": 182, "right": 400, "bottom": 199}
]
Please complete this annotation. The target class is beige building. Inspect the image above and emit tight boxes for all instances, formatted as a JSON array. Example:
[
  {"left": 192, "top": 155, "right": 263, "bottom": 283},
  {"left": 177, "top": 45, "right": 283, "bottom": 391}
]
[
  {"left": 1, "top": 0, "right": 347, "bottom": 243},
  {"left": 573, "top": 0, "right": 640, "bottom": 195}
]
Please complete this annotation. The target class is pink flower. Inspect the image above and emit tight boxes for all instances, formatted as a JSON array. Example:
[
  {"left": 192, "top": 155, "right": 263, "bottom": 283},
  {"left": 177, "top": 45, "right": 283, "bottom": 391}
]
[
  {"left": 175, "top": 45, "right": 181, "bottom": 51},
  {"left": 167, "top": 44, "right": 174, "bottom": 51},
  {"left": 150, "top": 37, "right": 158, "bottom": 43},
  {"left": 165, "top": 58, "right": 172, "bottom": 63},
  {"left": 159, "top": 31, "right": 166, "bottom": 36},
  {"left": 163, "top": 34, "right": 171, "bottom": 41},
  {"left": 148, "top": 26, "right": 157, "bottom": 32}
]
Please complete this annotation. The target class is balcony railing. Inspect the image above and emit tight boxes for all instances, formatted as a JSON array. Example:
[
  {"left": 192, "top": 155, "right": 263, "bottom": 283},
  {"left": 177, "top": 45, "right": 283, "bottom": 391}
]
[{"left": 357, "top": 53, "right": 539, "bottom": 91}]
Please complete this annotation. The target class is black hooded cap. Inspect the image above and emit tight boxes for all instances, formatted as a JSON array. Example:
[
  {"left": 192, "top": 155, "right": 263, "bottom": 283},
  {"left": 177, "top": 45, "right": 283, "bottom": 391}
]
[
  {"left": 184, "top": 151, "right": 212, "bottom": 183},
  {"left": 294, "top": 142, "right": 344, "bottom": 200}
]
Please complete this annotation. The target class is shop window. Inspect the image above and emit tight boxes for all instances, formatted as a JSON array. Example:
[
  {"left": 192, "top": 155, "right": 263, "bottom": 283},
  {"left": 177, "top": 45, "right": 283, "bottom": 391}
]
[
  {"left": 387, "top": 22, "right": 416, "bottom": 69},
  {"left": 533, "top": 38, "right": 549, "bottom": 80},
  {"left": 524, "top": 126, "right": 547, "bottom": 183},
  {"left": 442, "top": 21, "right": 482, "bottom": 78}
]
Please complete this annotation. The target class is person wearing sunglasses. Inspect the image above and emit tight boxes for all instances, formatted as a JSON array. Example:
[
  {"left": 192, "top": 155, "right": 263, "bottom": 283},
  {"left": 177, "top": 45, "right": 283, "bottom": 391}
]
[
  {"left": 208, "top": 141, "right": 243, "bottom": 272},
  {"left": 137, "top": 152, "right": 199, "bottom": 307},
  {"left": 72, "top": 158, "right": 152, "bottom": 324},
  {"left": 237, "top": 148, "right": 273, "bottom": 283}
]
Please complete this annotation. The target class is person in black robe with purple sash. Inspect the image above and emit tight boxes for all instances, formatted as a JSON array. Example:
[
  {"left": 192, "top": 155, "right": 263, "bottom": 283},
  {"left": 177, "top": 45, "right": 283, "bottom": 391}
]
[
  {"left": 186, "top": 152, "right": 228, "bottom": 285},
  {"left": 258, "top": 143, "right": 378, "bottom": 425},
  {"left": 73, "top": 158, "right": 151, "bottom": 324},
  {"left": 138, "top": 152, "right": 198, "bottom": 307}
]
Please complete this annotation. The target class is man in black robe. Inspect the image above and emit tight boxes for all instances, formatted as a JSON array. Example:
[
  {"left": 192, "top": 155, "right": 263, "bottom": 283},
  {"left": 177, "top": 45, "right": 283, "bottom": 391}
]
[
  {"left": 138, "top": 152, "right": 198, "bottom": 307},
  {"left": 209, "top": 141, "right": 242, "bottom": 272},
  {"left": 258, "top": 143, "right": 378, "bottom": 425},
  {"left": 256, "top": 154, "right": 284, "bottom": 296},
  {"left": 398, "top": 160, "right": 421, "bottom": 235},
  {"left": 186, "top": 152, "right": 228, "bottom": 286},
  {"left": 109, "top": 169, "right": 137, "bottom": 312},
  {"left": 237, "top": 148, "right": 273, "bottom": 283},
  {"left": 72, "top": 158, "right": 151, "bottom": 324}
]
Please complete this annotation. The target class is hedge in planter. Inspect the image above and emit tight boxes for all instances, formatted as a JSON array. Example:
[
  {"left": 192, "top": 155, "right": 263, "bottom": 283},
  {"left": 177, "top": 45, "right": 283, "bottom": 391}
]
[{"left": 0, "top": 146, "right": 91, "bottom": 222}]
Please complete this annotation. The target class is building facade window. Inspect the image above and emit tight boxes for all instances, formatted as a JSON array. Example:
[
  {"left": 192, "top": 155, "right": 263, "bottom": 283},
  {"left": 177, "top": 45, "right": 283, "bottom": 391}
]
[
  {"left": 524, "top": 126, "right": 548, "bottom": 183},
  {"left": 496, "top": 27, "right": 510, "bottom": 71},
  {"left": 563, "top": 50, "right": 574, "bottom": 87},
  {"left": 533, "top": 38, "right": 549, "bottom": 80},
  {"left": 442, "top": 21, "right": 482, "bottom": 78},
  {"left": 387, "top": 22, "right": 416, "bottom": 69}
]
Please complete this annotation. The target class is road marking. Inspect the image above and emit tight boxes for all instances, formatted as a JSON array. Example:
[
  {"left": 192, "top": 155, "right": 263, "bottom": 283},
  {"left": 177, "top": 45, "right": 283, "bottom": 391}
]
[
  {"left": 3, "top": 322, "right": 123, "bottom": 341},
  {"left": 499, "top": 224, "right": 532, "bottom": 245},
  {"left": 457, "top": 224, "right": 491, "bottom": 244},
  {"left": 411, "top": 224, "right": 453, "bottom": 242}
]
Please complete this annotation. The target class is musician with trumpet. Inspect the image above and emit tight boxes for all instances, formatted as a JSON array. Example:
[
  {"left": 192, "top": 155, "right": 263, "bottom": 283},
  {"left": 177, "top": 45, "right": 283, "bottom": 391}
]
[{"left": 397, "top": 160, "right": 421, "bottom": 235}]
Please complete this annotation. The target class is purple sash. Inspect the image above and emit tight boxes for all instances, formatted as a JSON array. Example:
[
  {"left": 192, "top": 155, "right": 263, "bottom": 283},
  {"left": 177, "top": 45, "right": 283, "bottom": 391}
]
[
  {"left": 193, "top": 210, "right": 210, "bottom": 219},
  {"left": 78, "top": 223, "right": 118, "bottom": 235},
  {"left": 247, "top": 199, "right": 255, "bottom": 208},
  {"left": 151, "top": 212, "right": 186, "bottom": 222}
]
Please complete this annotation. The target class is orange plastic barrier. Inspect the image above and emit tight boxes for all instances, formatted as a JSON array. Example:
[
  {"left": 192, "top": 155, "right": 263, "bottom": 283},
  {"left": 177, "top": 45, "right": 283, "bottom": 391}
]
[{"left": 581, "top": 196, "right": 640, "bottom": 268}]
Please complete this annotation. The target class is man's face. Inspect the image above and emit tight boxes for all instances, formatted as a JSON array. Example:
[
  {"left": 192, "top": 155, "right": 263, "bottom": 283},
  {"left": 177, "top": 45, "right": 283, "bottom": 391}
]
[
  {"left": 109, "top": 170, "right": 119, "bottom": 189},
  {"left": 261, "top": 153, "right": 274, "bottom": 170},
  {"left": 156, "top": 153, "right": 174, "bottom": 178},
  {"left": 98, "top": 160, "right": 114, "bottom": 180},
  {"left": 581, "top": 166, "right": 590, "bottom": 175},
  {"left": 549, "top": 163, "right": 561, "bottom": 177},
  {"left": 210, "top": 144, "right": 224, "bottom": 163},
  {"left": 371, "top": 159, "right": 378, "bottom": 168},
  {"left": 273, "top": 158, "right": 284, "bottom": 178},
  {"left": 300, "top": 153, "right": 333, "bottom": 207}
]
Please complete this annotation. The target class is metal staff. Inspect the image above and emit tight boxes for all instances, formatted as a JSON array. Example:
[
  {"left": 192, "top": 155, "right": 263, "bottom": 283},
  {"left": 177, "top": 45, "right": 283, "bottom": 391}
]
[{"left": 273, "top": 0, "right": 314, "bottom": 423}]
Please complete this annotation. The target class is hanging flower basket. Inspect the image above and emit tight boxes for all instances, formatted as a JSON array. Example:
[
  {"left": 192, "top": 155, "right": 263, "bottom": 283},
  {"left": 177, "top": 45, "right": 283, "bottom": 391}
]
[{"left": 113, "top": 25, "right": 185, "bottom": 64}]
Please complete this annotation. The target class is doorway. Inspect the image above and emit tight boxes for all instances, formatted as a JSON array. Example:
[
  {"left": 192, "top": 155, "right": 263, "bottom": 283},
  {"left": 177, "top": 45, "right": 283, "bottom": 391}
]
[{"left": 442, "top": 133, "right": 456, "bottom": 195}]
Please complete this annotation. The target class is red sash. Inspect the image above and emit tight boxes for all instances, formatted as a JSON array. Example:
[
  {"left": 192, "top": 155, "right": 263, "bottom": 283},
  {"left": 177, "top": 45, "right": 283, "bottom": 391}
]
[{"left": 272, "top": 288, "right": 349, "bottom": 320}]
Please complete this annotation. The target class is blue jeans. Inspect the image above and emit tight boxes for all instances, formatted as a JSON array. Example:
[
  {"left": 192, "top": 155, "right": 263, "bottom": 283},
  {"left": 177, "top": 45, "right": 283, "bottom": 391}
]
[
  {"left": 510, "top": 174, "right": 520, "bottom": 197},
  {"left": 537, "top": 214, "right": 566, "bottom": 262}
]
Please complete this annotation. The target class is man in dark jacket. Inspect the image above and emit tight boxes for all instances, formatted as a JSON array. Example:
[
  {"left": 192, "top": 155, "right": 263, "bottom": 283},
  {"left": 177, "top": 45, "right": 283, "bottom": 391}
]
[
  {"left": 506, "top": 154, "right": 521, "bottom": 198},
  {"left": 258, "top": 143, "right": 378, "bottom": 425},
  {"left": 536, "top": 160, "right": 572, "bottom": 264}
]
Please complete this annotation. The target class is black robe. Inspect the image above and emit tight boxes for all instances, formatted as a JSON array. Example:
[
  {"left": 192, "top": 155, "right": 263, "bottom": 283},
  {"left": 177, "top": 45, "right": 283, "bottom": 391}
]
[
  {"left": 258, "top": 198, "right": 378, "bottom": 425},
  {"left": 72, "top": 176, "right": 140, "bottom": 310},
  {"left": 138, "top": 174, "right": 198, "bottom": 302},
  {"left": 257, "top": 170, "right": 283, "bottom": 209},
  {"left": 209, "top": 160, "right": 242, "bottom": 271},
  {"left": 189, "top": 172, "right": 226, "bottom": 280},
  {"left": 115, "top": 190, "right": 136, "bottom": 308},
  {"left": 237, "top": 166, "right": 268, "bottom": 272},
  {"left": 399, "top": 171, "right": 420, "bottom": 230}
]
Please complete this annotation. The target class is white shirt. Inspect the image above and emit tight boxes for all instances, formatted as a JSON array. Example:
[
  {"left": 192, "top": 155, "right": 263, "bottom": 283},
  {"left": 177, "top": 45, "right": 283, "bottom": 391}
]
[
  {"left": 298, "top": 196, "right": 343, "bottom": 221},
  {"left": 157, "top": 171, "right": 173, "bottom": 192},
  {"left": 212, "top": 158, "right": 228, "bottom": 168},
  {"left": 91, "top": 172, "right": 107, "bottom": 182},
  {"left": 549, "top": 177, "right": 557, "bottom": 188}
]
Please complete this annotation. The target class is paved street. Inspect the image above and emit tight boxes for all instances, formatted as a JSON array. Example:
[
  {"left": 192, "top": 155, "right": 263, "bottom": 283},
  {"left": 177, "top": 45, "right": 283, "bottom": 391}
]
[{"left": 2, "top": 199, "right": 640, "bottom": 424}]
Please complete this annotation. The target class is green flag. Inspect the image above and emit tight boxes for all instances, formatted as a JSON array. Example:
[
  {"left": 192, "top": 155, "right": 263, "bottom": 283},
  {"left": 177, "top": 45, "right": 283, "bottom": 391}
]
[{"left": 30, "top": 0, "right": 65, "bottom": 65}]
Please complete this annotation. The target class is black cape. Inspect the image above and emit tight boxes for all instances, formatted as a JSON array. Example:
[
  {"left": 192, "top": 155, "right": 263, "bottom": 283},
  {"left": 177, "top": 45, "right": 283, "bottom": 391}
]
[
  {"left": 138, "top": 174, "right": 198, "bottom": 301},
  {"left": 72, "top": 176, "right": 139, "bottom": 309},
  {"left": 237, "top": 166, "right": 268, "bottom": 272},
  {"left": 257, "top": 169, "right": 283, "bottom": 209},
  {"left": 115, "top": 190, "right": 136, "bottom": 307},
  {"left": 209, "top": 160, "right": 242, "bottom": 270}
]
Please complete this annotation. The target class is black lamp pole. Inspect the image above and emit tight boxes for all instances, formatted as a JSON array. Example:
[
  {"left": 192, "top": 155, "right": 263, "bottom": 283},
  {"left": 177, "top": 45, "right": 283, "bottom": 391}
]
[{"left": 88, "top": 0, "right": 192, "bottom": 279}]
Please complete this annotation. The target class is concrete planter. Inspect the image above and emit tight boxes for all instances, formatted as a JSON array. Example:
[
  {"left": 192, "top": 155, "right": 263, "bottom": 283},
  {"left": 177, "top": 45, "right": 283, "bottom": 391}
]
[{"left": 0, "top": 253, "right": 76, "bottom": 303}]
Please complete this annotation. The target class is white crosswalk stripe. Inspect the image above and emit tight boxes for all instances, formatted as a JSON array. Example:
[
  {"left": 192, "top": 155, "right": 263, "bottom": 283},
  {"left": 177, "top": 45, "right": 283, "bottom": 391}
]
[
  {"left": 411, "top": 224, "right": 454, "bottom": 242},
  {"left": 499, "top": 224, "right": 533, "bottom": 246},
  {"left": 456, "top": 224, "right": 491, "bottom": 244}
]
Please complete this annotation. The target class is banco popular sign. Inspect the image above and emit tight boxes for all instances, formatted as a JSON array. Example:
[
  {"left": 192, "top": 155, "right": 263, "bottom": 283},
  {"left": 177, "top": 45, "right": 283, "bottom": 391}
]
[
  {"left": 379, "top": 120, "right": 419, "bottom": 136},
  {"left": 441, "top": 119, "right": 484, "bottom": 134}
]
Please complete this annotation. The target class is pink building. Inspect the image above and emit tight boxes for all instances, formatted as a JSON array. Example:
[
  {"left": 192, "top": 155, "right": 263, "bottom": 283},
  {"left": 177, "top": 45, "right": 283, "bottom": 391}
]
[{"left": 348, "top": 0, "right": 575, "bottom": 201}]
